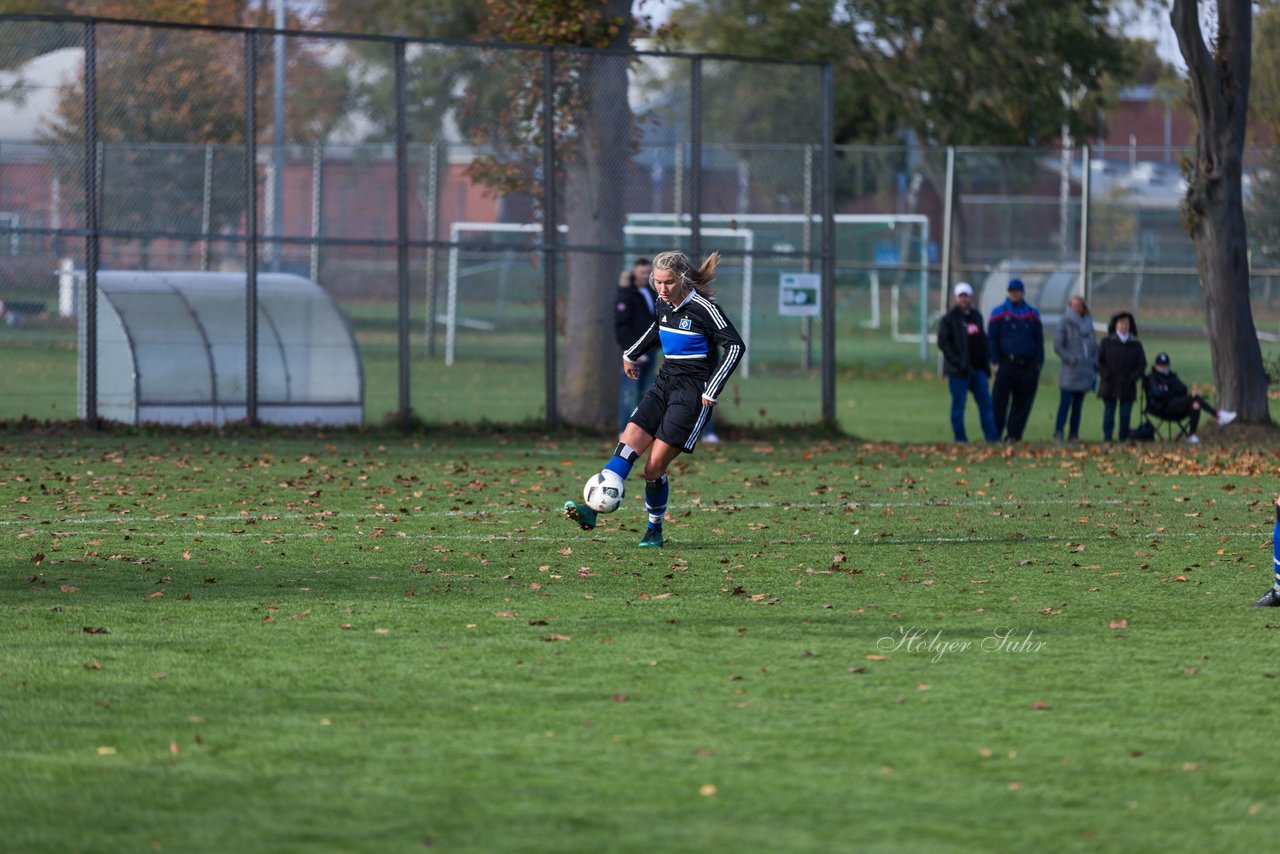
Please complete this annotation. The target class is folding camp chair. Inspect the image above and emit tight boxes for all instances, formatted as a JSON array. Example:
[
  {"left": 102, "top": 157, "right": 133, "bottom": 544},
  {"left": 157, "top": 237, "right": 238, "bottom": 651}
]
[{"left": 1142, "top": 386, "right": 1192, "bottom": 441}]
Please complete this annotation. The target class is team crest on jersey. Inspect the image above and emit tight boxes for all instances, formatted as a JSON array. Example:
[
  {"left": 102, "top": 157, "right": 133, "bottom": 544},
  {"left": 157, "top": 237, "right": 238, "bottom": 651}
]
[{"left": 679, "top": 318, "right": 692, "bottom": 330}]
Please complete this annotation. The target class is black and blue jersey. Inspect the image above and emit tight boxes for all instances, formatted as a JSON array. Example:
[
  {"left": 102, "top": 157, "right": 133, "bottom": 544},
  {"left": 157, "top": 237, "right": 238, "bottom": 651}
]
[{"left": 623, "top": 290, "right": 745, "bottom": 402}]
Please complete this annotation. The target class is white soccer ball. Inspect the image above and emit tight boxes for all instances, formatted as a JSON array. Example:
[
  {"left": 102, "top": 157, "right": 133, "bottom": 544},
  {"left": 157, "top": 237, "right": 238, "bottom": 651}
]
[{"left": 583, "top": 470, "right": 625, "bottom": 513}]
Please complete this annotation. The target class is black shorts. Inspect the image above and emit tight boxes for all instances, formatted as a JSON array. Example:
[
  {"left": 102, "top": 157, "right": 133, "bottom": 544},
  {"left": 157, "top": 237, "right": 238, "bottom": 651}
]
[{"left": 629, "top": 372, "right": 712, "bottom": 453}]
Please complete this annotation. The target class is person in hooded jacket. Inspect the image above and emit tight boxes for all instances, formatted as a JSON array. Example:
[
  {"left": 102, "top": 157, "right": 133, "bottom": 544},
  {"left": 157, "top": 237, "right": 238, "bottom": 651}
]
[
  {"left": 987, "top": 278, "right": 1043, "bottom": 441},
  {"left": 1096, "top": 311, "right": 1146, "bottom": 441},
  {"left": 1052, "top": 295, "right": 1099, "bottom": 442}
]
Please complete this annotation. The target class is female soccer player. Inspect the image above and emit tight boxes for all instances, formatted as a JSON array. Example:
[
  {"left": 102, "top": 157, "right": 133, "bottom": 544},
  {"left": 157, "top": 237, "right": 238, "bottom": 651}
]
[
  {"left": 564, "top": 250, "right": 745, "bottom": 548},
  {"left": 1256, "top": 496, "right": 1280, "bottom": 607}
]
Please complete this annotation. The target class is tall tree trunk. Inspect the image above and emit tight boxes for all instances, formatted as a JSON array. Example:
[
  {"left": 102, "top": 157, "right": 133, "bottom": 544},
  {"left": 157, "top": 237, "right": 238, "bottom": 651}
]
[
  {"left": 557, "top": 6, "right": 631, "bottom": 429},
  {"left": 1172, "top": 0, "right": 1271, "bottom": 421}
]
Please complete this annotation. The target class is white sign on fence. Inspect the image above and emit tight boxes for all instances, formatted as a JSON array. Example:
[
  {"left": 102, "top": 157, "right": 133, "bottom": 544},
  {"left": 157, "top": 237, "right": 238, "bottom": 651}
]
[{"left": 778, "top": 273, "right": 820, "bottom": 316}]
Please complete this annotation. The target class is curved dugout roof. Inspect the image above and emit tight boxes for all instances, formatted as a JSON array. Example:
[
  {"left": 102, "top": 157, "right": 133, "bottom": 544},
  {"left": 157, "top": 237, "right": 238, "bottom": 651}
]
[
  {"left": 79, "top": 271, "right": 363, "bottom": 426},
  {"left": 978, "top": 261, "right": 1080, "bottom": 331}
]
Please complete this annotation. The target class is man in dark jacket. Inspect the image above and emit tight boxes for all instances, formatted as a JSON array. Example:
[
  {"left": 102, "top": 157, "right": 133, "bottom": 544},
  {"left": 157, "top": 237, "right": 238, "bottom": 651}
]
[
  {"left": 1143, "top": 352, "right": 1236, "bottom": 444},
  {"left": 987, "top": 277, "right": 1043, "bottom": 441},
  {"left": 615, "top": 258, "right": 656, "bottom": 432},
  {"left": 937, "top": 282, "right": 998, "bottom": 442}
]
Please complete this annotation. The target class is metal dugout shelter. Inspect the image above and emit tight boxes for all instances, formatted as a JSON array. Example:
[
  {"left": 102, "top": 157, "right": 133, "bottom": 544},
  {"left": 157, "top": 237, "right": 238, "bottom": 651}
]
[{"left": 78, "top": 271, "right": 363, "bottom": 425}]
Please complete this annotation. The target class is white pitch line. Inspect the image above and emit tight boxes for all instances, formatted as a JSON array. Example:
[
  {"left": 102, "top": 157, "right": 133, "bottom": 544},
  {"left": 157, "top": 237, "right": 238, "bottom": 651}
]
[
  {"left": 0, "top": 496, "right": 1138, "bottom": 528},
  {"left": 26, "top": 528, "right": 1267, "bottom": 547}
]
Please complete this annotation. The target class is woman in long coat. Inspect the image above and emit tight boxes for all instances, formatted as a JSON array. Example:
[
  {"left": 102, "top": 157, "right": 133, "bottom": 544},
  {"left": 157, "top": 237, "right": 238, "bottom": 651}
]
[
  {"left": 1096, "top": 311, "right": 1146, "bottom": 441},
  {"left": 1052, "top": 296, "right": 1099, "bottom": 441}
]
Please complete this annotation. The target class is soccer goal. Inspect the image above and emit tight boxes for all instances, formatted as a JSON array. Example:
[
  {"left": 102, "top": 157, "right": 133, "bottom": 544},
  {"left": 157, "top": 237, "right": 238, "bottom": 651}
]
[
  {"left": 443, "top": 222, "right": 755, "bottom": 376},
  {"left": 628, "top": 212, "right": 931, "bottom": 358},
  {"left": 834, "top": 214, "right": 930, "bottom": 360}
]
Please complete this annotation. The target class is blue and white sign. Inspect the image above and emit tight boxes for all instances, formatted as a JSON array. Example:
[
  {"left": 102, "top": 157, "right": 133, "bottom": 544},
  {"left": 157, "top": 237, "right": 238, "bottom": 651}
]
[{"left": 779, "top": 273, "right": 820, "bottom": 317}]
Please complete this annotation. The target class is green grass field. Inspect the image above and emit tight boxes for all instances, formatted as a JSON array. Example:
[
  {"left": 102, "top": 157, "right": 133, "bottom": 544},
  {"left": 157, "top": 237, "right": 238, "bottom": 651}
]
[{"left": 4, "top": 429, "right": 1280, "bottom": 852}]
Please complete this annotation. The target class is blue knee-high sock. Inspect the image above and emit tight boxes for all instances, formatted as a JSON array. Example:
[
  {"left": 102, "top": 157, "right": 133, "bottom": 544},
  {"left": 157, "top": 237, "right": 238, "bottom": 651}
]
[
  {"left": 603, "top": 443, "right": 640, "bottom": 481},
  {"left": 1273, "top": 502, "right": 1280, "bottom": 591},
  {"left": 645, "top": 475, "right": 668, "bottom": 528}
]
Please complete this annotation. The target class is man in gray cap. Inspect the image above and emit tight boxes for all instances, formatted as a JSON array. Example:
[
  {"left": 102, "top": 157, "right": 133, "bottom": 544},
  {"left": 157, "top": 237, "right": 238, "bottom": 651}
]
[{"left": 937, "top": 282, "right": 998, "bottom": 442}]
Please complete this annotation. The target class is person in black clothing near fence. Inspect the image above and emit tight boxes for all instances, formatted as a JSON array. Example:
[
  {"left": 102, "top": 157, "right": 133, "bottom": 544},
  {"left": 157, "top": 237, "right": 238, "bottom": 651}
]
[
  {"left": 1096, "top": 311, "right": 1145, "bottom": 441},
  {"left": 1143, "top": 352, "right": 1236, "bottom": 444},
  {"left": 987, "top": 278, "right": 1043, "bottom": 441},
  {"left": 937, "top": 282, "right": 998, "bottom": 442},
  {"left": 615, "top": 257, "right": 656, "bottom": 433}
]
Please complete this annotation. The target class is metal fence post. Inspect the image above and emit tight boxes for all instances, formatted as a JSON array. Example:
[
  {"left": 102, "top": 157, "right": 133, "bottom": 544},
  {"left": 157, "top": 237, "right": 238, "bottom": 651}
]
[
  {"left": 542, "top": 48, "right": 558, "bottom": 426},
  {"left": 244, "top": 30, "right": 259, "bottom": 426},
  {"left": 802, "top": 143, "right": 813, "bottom": 373},
  {"left": 271, "top": 0, "right": 285, "bottom": 273},
  {"left": 424, "top": 140, "right": 440, "bottom": 358},
  {"left": 820, "top": 62, "right": 836, "bottom": 424},
  {"left": 394, "top": 38, "right": 411, "bottom": 429},
  {"left": 689, "top": 56, "right": 702, "bottom": 260},
  {"left": 200, "top": 144, "right": 213, "bottom": 271},
  {"left": 83, "top": 20, "right": 98, "bottom": 426},
  {"left": 1079, "top": 144, "right": 1091, "bottom": 303},
  {"left": 309, "top": 141, "right": 322, "bottom": 282},
  {"left": 940, "top": 146, "right": 955, "bottom": 313},
  {"left": 937, "top": 146, "right": 956, "bottom": 377}
]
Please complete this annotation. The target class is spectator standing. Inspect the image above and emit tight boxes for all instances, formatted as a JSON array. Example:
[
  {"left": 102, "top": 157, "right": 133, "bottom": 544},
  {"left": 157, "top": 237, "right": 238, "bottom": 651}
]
[
  {"left": 1052, "top": 295, "right": 1098, "bottom": 442},
  {"left": 937, "top": 282, "right": 999, "bottom": 443},
  {"left": 987, "top": 278, "right": 1044, "bottom": 441},
  {"left": 1096, "top": 311, "right": 1146, "bottom": 441},
  {"left": 615, "top": 258, "right": 656, "bottom": 433}
]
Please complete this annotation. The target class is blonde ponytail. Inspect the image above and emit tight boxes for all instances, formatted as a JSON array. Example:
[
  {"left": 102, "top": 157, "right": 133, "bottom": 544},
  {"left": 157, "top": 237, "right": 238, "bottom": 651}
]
[{"left": 652, "top": 250, "right": 720, "bottom": 299}]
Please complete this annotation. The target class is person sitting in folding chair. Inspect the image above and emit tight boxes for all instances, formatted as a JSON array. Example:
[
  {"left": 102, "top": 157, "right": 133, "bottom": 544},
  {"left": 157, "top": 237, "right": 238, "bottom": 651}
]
[{"left": 1142, "top": 352, "right": 1236, "bottom": 444}]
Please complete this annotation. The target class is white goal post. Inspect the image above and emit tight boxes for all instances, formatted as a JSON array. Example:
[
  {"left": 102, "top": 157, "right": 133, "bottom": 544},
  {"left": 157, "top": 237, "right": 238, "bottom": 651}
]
[
  {"left": 629, "top": 212, "right": 931, "bottom": 357},
  {"left": 444, "top": 222, "right": 755, "bottom": 376}
]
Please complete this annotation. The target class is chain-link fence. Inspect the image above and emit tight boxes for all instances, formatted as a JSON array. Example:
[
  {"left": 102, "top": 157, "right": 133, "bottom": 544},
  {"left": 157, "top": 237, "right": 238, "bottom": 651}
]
[
  {"left": 834, "top": 143, "right": 1280, "bottom": 355},
  {"left": 0, "top": 14, "right": 1274, "bottom": 431},
  {"left": 0, "top": 14, "right": 834, "bottom": 428}
]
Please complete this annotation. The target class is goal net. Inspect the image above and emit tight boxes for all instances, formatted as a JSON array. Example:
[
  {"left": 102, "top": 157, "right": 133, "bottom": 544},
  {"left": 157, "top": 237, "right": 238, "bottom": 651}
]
[
  {"left": 628, "top": 213, "right": 932, "bottom": 360},
  {"left": 444, "top": 222, "right": 755, "bottom": 375}
]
